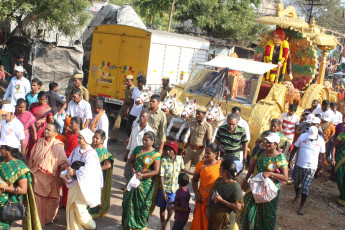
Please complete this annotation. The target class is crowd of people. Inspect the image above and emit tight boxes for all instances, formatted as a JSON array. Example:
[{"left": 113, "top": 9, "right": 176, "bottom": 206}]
[
  {"left": 0, "top": 64, "right": 112, "bottom": 230},
  {"left": 0, "top": 60, "right": 344, "bottom": 230}
]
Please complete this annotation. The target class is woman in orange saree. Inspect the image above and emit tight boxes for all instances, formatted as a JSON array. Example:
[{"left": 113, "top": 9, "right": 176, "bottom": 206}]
[
  {"left": 190, "top": 143, "right": 221, "bottom": 230},
  {"left": 27, "top": 91, "right": 54, "bottom": 159}
]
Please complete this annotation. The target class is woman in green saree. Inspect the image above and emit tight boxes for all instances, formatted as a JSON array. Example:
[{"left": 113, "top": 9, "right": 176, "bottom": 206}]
[
  {"left": 89, "top": 129, "right": 114, "bottom": 218},
  {"left": 240, "top": 132, "right": 288, "bottom": 230},
  {"left": 331, "top": 131, "right": 345, "bottom": 206},
  {"left": 207, "top": 159, "right": 243, "bottom": 230},
  {"left": 122, "top": 131, "right": 161, "bottom": 229},
  {"left": 0, "top": 140, "right": 41, "bottom": 230}
]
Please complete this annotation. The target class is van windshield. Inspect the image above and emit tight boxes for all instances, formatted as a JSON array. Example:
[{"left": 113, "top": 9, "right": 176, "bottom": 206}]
[{"left": 185, "top": 64, "right": 261, "bottom": 105}]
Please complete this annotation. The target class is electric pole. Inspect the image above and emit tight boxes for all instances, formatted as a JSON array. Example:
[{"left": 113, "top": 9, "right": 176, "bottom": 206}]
[{"left": 305, "top": 0, "right": 322, "bottom": 24}]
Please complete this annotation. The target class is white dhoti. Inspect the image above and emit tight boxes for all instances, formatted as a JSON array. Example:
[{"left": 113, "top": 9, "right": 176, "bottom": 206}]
[{"left": 66, "top": 183, "right": 96, "bottom": 230}]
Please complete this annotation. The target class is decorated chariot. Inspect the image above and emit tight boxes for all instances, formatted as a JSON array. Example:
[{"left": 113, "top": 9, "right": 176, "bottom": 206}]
[{"left": 161, "top": 2, "right": 341, "bottom": 152}]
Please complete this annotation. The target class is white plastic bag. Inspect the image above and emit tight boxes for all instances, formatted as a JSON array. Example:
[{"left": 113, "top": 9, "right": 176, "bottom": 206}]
[
  {"left": 60, "top": 170, "right": 73, "bottom": 183},
  {"left": 127, "top": 174, "right": 141, "bottom": 191},
  {"left": 249, "top": 172, "right": 278, "bottom": 203}
]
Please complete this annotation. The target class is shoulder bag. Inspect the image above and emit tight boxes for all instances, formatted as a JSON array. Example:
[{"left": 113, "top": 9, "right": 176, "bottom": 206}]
[{"left": 1, "top": 187, "right": 27, "bottom": 221}]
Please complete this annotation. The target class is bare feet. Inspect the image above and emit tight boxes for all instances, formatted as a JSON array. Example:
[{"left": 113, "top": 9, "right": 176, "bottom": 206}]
[
  {"left": 298, "top": 206, "right": 304, "bottom": 215},
  {"left": 292, "top": 196, "right": 299, "bottom": 204}
]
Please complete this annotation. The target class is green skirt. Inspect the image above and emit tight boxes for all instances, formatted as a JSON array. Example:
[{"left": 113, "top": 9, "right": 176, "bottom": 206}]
[
  {"left": 121, "top": 177, "right": 156, "bottom": 229},
  {"left": 335, "top": 158, "right": 345, "bottom": 206},
  {"left": 240, "top": 190, "right": 280, "bottom": 230}
]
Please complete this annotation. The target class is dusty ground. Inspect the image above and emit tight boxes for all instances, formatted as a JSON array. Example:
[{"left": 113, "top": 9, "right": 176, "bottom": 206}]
[{"left": 12, "top": 126, "right": 345, "bottom": 230}]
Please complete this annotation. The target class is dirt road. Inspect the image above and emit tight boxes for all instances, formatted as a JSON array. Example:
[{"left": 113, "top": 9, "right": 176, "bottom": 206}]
[{"left": 13, "top": 127, "right": 345, "bottom": 229}]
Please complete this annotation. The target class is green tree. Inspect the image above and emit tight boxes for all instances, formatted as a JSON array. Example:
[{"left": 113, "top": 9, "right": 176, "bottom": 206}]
[
  {"left": 0, "top": 0, "right": 92, "bottom": 36},
  {"left": 134, "top": 0, "right": 171, "bottom": 28},
  {"left": 177, "top": 0, "right": 265, "bottom": 43}
]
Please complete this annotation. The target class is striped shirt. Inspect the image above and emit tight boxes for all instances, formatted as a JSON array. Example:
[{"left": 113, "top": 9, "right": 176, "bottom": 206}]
[
  {"left": 280, "top": 113, "right": 299, "bottom": 140},
  {"left": 215, "top": 124, "right": 248, "bottom": 156}
]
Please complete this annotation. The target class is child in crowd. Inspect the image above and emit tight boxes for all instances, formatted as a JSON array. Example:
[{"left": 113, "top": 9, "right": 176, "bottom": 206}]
[
  {"left": 256, "top": 118, "right": 287, "bottom": 152},
  {"left": 280, "top": 104, "right": 300, "bottom": 157},
  {"left": 157, "top": 141, "right": 185, "bottom": 229},
  {"left": 0, "top": 64, "right": 11, "bottom": 81},
  {"left": 168, "top": 173, "right": 191, "bottom": 230}
]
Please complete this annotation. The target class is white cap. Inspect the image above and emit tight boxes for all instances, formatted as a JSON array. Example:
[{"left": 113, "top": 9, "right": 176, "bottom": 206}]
[
  {"left": 322, "top": 111, "right": 332, "bottom": 122},
  {"left": 0, "top": 104, "right": 15, "bottom": 114},
  {"left": 15, "top": 66, "right": 24, "bottom": 72},
  {"left": 306, "top": 113, "right": 315, "bottom": 123},
  {"left": 308, "top": 126, "right": 318, "bottom": 139},
  {"left": 264, "top": 132, "right": 281, "bottom": 144},
  {"left": 79, "top": 128, "right": 93, "bottom": 145},
  {"left": 311, "top": 117, "right": 321, "bottom": 124},
  {"left": 0, "top": 137, "right": 20, "bottom": 149}
]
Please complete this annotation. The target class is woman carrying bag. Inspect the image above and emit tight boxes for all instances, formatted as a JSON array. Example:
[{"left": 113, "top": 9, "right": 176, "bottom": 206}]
[
  {"left": 0, "top": 139, "right": 41, "bottom": 229},
  {"left": 240, "top": 132, "right": 288, "bottom": 230}
]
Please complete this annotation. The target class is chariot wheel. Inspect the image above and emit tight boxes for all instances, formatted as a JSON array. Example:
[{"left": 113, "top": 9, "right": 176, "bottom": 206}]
[
  {"left": 247, "top": 101, "right": 284, "bottom": 153},
  {"left": 300, "top": 84, "right": 329, "bottom": 109}
]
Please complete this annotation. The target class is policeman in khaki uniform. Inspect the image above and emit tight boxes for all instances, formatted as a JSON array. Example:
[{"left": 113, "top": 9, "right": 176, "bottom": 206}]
[
  {"left": 182, "top": 106, "right": 213, "bottom": 174},
  {"left": 160, "top": 76, "right": 172, "bottom": 101},
  {"left": 110, "top": 75, "right": 135, "bottom": 142}
]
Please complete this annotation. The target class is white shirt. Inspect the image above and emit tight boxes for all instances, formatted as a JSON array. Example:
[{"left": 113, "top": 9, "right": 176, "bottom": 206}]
[
  {"left": 238, "top": 117, "right": 250, "bottom": 141},
  {"left": 66, "top": 99, "right": 92, "bottom": 124},
  {"left": 129, "top": 87, "right": 144, "bottom": 117},
  {"left": 127, "top": 122, "right": 153, "bottom": 158},
  {"left": 67, "top": 145, "right": 103, "bottom": 208},
  {"left": 333, "top": 110, "right": 343, "bottom": 126},
  {"left": 3, "top": 77, "right": 31, "bottom": 105},
  {"left": 280, "top": 113, "right": 300, "bottom": 140},
  {"left": 294, "top": 133, "right": 325, "bottom": 169},
  {"left": 312, "top": 107, "right": 335, "bottom": 120},
  {"left": 90, "top": 112, "right": 109, "bottom": 148},
  {"left": 0, "top": 117, "right": 25, "bottom": 149}
]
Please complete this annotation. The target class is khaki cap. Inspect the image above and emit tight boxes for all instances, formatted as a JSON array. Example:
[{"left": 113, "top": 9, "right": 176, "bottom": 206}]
[
  {"left": 162, "top": 76, "right": 169, "bottom": 80},
  {"left": 72, "top": 73, "right": 83, "bottom": 79},
  {"left": 125, "top": 75, "right": 134, "bottom": 80},
  {"left": 196, "top": 106, "right": 207, "bottom": 113}
]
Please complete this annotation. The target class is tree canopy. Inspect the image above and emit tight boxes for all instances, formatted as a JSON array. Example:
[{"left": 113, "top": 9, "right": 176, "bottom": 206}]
[
  {"left": 177, "top": 0, "right": 264, "bottom": 43},
  {"left": 0, "top": 0, "right": 92, "bottom": 36}
]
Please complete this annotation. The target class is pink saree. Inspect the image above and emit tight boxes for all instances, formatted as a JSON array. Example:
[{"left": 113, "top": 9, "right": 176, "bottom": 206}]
[
  {"left": 27, "top": 103, "right": 53, "bottom": 160},
  {"left": 15, "top": 111, "right": 37, "bottom": 146}
]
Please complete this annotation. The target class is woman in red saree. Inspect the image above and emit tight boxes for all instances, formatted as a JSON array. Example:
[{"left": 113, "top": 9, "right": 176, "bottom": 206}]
[
  {"left": 190, "top": 143, "right": 221, "bottom": 230},
  {"left": 15, "top": 98, "right": 37, "bottom": 150},
  {"left": 61, "top": 116, "right": 82, "bottom": 208},
  {"left": 27, "top": 91, "right": 54, "bottom": 159}
]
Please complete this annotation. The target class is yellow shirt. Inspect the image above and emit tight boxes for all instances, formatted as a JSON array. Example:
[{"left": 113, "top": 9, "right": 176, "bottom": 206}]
[
  {"left": 124, "top": 85, "right": 134, "bottom": 106},
  {"left": 189, "top": 120, "right": 213, "bottom": 146},
  {"left": 149, "top": 109, "right": 167, "bottom": 145},
  {"left": 160, "top": 86, "right": 172, "bottom": 101}
]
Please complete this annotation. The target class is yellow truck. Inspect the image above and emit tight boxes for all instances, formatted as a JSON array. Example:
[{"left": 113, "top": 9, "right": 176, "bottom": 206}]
[{"left": 87, "top": 24, "right": 210, "bottom": 106}]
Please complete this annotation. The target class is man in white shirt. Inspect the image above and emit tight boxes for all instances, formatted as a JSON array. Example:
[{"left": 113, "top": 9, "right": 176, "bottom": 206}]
[
  {"left": 312, "top": 99, "right": 334, "bottom": 120},
  {"left": 289, "top": 126, "right": 325, "bottom": 215},
  {"left": 124, "top": 109, "right": 153, "bottom": 179},
  {"left": 126, "top": 75, "right": 146, "bottom": 136},
  {"left": 90, "top": 99, "right": 109, "bottom": 147},
  {"left": 65, "top": 88, "right": 92, "bottom": 128},
  {"left": 3, "top": 66, "right": 30, "bottom": 106},
  {"left": 0, "top": 104, "right": 26, "bottom": 154},
  {"left": 231, "top": 107, "right": 250, "bottom": 162},
  {"left": 331, "top": 102, "right": 343, "bottom": 126}
]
